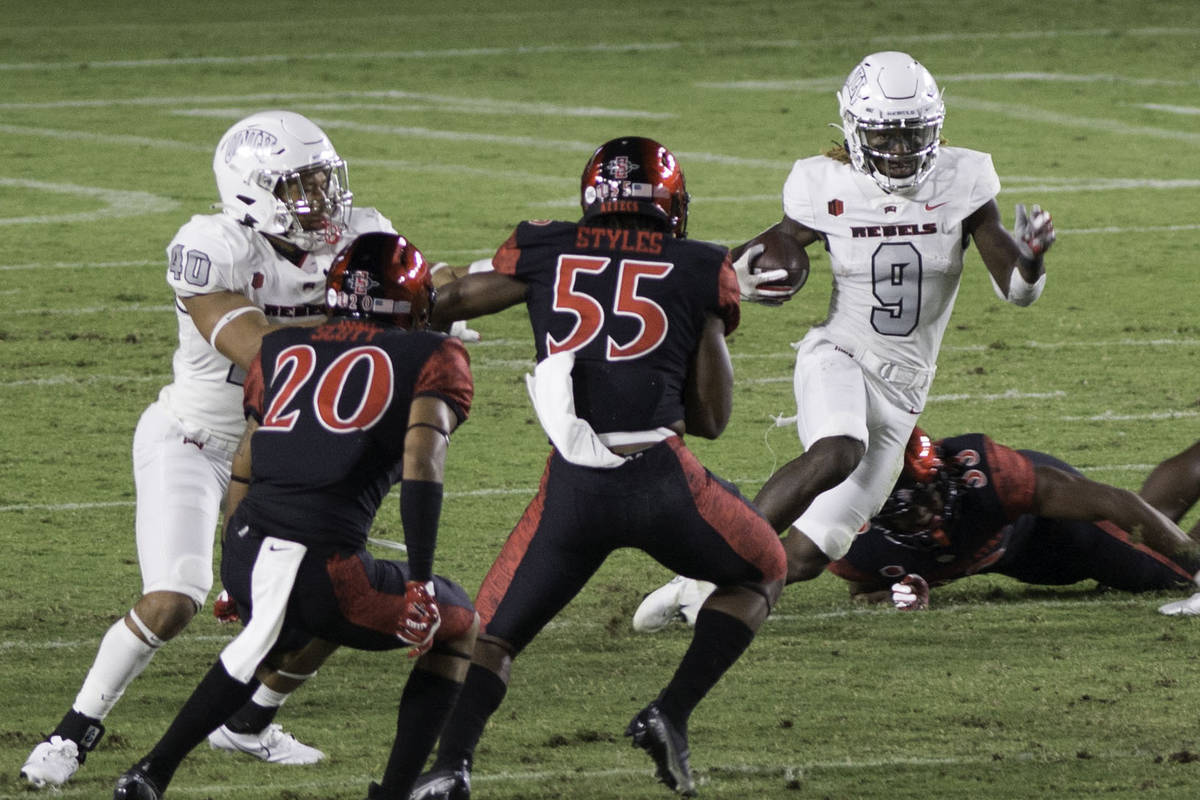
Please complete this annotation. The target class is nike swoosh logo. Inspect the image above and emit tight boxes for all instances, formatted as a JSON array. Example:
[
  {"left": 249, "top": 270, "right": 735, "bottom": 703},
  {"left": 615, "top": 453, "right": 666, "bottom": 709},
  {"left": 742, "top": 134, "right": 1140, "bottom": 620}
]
[{"left": 924, "top": 201, "right": 948, "bottom": 211}]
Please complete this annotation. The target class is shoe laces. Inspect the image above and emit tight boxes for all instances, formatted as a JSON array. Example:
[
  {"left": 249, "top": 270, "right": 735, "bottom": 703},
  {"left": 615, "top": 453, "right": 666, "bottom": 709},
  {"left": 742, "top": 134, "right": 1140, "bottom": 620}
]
[
  {"left": 45, "top": 736, "right": 81, "bottom": 761},
  {"left": 257, "top": 723, "right": 293, "bottom": 747}
]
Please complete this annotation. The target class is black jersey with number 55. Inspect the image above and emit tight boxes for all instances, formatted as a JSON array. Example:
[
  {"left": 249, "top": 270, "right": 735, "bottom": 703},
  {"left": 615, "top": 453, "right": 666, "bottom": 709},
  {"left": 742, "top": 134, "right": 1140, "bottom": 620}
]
[{"left": 492, "top": 220, "right": 739, "bottom": 434}]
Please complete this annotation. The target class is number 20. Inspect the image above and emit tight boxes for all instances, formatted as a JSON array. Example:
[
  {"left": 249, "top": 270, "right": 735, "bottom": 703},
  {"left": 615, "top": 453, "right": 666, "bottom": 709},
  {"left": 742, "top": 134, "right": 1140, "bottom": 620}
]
[
  {"left": 260, "top": 345, "right": 395, "bottom": 433},
  {"left": 547, "top": 255, "right": 673, "bottom": 360}
]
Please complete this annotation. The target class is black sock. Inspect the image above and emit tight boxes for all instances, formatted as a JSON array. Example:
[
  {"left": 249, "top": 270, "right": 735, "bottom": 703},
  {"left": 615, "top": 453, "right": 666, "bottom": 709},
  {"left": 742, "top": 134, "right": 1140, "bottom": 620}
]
[
  {"left": 656, "top": 608, "right": 755, "bottom": 732},
  {"left": 433, "top": 662, "right": 507, "bottom": 769},
  {"left": 222, "top": 697, "right": 279, "bottom": 734},
  {"left": 50, "top": 709, "right": 105, "bottom": 761},
  {"left": 140, "top": 660, "right": 255, "bottom": 789},
  {"left": 379, "top": 668, "right": 465, "bottom": 796}
]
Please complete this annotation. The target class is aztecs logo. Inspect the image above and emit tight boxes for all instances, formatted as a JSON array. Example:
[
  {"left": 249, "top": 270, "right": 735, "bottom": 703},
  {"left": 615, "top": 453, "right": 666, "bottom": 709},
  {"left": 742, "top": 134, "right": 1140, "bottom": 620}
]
[
  {"left": 347, "top": 270, "right": 376, "bottom": 296},
  {"left": 222, "top": 126, "right": 279, "bottom": 165},
  {"left": 606, "top": 156, "right": 638, "bottom": 180}
]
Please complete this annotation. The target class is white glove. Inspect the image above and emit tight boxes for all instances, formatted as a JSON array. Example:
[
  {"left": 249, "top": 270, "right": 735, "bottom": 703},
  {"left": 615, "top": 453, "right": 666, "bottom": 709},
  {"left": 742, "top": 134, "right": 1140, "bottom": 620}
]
[
  {"left": 448, "top": 319, "right": 481, "bottom": 342},
  {"left": 732, "top": 243, "right": 792, "bottom": 304},
  {"left": 891, "top": 574, "right": 930, "bottom": 611},
  {"left": 1014, "top": 203, "right": 1055, "bottom": 261}
]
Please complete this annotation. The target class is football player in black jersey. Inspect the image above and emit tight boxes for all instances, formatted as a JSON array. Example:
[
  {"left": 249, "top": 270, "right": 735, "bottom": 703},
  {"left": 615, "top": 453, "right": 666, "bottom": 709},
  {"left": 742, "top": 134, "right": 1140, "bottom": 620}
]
[
  {"left": 113, "top": 233, "right": 480, "bottom": 800},
  {"left": 409, "top": 137, "right": 786, "bottom": 799},
  {"left": 826, "top": 429, "right": 1200, "bottom": 610}
]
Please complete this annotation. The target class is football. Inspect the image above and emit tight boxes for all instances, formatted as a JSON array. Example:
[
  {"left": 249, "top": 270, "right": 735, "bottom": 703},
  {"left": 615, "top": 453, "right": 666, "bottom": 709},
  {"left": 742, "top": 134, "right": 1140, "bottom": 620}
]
[{"left": 741, "top": 226, "right": 810, "bottom": 297}]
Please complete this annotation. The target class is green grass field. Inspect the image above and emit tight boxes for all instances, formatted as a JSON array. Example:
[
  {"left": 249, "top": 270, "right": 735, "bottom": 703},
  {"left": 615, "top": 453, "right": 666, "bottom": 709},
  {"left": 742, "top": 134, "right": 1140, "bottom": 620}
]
[{"left": 2, "top": 1, "right": 1200, "bottom": 798}]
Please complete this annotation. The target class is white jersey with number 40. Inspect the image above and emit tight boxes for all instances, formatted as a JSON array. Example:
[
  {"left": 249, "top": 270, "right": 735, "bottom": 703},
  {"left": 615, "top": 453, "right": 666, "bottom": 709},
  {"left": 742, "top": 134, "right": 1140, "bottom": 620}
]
[
  {"left": 782, "top": 146, "right": 1000, "bottom": 373},
  {"left": 158, "top": 207, "right": 396, "bottom": 441}
]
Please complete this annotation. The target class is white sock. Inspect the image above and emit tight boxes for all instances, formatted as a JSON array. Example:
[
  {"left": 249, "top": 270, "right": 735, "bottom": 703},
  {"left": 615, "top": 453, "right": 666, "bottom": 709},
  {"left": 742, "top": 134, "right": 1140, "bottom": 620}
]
[
  {"left": 72, "top": 618, "right": 158, "bottom": 720},
  {"left": 250, "top": 683, "right": 290, "bottom": 709}
]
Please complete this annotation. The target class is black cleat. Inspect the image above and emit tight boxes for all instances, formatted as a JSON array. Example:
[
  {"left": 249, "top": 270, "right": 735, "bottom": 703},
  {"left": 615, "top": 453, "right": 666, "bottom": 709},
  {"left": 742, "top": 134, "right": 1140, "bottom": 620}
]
[
  {"left": 625, "top": 702, "right": 696, "bottom": 796},
  {"left": 408, "top": 759, "right": 471, "bottom": 800},
  {"left": 113, "top": 765, "right": 162, "bottom": 800}
]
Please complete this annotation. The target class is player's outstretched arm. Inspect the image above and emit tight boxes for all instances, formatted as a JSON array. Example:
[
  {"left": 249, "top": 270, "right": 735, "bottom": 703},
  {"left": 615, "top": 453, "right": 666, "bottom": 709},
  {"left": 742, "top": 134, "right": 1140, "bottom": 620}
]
[
  {"left": 429, "top": 271, "right": 526, "bottom": 326},
  {"left": 1032, "top": 464, "right": 1199, "bottom": 565}
]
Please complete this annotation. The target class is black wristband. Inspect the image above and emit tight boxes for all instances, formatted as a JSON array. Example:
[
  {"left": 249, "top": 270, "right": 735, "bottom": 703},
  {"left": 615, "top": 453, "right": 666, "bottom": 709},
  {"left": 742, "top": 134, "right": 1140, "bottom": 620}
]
[{"left": 400, "top": 479, "right": 443, "bottom": 582}]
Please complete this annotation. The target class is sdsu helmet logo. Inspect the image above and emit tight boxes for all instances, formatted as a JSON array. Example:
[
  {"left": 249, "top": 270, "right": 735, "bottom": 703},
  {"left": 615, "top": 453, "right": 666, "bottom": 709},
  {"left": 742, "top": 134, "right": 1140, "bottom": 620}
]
[
  {"left": 606, "top": 156, "right": 638, "bottom": 180},
  {"left": 347, "top": 270, "right": 377, "bottom": 297}
]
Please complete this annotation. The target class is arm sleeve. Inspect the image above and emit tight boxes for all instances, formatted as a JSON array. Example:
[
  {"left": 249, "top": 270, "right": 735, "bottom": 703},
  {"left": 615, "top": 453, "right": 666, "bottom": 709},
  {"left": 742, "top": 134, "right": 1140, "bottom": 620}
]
[{"left": 413, "top": 337, "right": 474, "bottom": 424}]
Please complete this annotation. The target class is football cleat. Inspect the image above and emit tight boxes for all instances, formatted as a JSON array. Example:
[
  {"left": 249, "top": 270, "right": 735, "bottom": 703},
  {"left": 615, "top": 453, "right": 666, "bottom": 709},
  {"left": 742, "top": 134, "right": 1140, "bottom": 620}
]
[
  {"left": 113, "top": 766, "right": 162, "bottom": 800},
  {"left": 207, "top": 723, "right": 326, "bottom": 764},
  {"left": 625, "top": 702, "right": 696, "bottom": 796},
  {"left": 1158, "top": 591, "right": 1200, "bottom": 616},
  {"left": 632, "top": 577, "right": 716, "bottom": 633},
  {"left": 21, "top": 735, "right": 82, "bottom": 787},
  {"left": 408, "top": 759, "right": 472, "bottom": 800}
]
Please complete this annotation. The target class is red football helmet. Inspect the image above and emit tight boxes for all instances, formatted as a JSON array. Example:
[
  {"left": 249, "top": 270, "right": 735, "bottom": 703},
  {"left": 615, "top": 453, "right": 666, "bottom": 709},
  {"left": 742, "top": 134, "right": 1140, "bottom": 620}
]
[
  {"left": 902, "top": 426, "right": 941, "bottom": 482},
  {"left": 580, "top": 136, "right": 689, "bottom": 237},
  {"left": 875, "top": 427, "right": 963, "bottom": 551},
  {"left": 325, "top": 232, "right": 434, "bottom": 329}
]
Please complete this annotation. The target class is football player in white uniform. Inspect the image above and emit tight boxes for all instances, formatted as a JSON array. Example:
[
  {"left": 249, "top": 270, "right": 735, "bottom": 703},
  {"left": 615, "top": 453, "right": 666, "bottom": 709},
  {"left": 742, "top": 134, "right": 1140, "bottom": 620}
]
[
  {"left": 22, "top": 110, "right": 396, "bottom": 787},
  {"left": 634, "top": 51, "right": 1058, "bottom": 632}
]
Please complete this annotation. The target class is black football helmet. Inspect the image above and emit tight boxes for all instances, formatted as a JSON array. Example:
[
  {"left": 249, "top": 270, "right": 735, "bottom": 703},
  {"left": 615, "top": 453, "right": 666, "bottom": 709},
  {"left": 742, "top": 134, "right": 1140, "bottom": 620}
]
[
  {"left": 580, "top": 136, "right": 689, "bottom": 237},
  {"left": 875, "top": 427, "right": 964, "bottom": 551},
  {"left": 325, "top": 232, "right": 435, "bottom": 329}
]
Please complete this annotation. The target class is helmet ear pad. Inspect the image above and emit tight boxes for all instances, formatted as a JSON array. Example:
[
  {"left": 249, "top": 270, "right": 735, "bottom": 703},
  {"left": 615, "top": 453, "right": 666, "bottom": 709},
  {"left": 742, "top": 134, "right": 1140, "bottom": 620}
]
[
  {"left": 213, "top": 110, "right": 353, "bottom": 249},
  {"left": 579, "top": 136, "right": 689, "bottom": 237},
  {"left": 325, "top": 232, "right": 435, "bottom": 329}
]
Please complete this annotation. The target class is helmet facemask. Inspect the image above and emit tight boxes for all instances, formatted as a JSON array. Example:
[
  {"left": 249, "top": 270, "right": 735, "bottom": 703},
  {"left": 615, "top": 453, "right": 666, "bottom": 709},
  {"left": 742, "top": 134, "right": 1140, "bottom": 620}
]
[
  {"left": 837, "top": 51, "right": 944, "bottom": 194},
  {"left": 269, "top": 160, "right": 352, "bottom": 250},
  {"left": 875, "top": 427, "right": 962, "bottom": 550}
]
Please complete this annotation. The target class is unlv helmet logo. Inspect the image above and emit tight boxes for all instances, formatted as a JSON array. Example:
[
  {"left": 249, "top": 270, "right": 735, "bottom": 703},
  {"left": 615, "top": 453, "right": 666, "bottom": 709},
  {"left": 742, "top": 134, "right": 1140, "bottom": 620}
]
[{"left": 606, "top": 156, "right": 639, "bottom": 180}]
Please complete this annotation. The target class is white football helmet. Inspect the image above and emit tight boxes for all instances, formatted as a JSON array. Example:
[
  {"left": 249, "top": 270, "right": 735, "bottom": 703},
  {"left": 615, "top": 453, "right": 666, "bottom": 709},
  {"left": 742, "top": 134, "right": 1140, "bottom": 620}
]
[
  {"left": 212, "top": 110, "right": 353, "bottom": 250},
  {"left": 837, "top": 52, "right": 944, "bottom": 194}
]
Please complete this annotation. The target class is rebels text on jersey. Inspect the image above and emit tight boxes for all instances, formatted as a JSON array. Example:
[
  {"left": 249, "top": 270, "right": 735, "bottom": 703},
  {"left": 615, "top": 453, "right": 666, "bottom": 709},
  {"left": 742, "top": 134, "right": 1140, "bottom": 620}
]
[
  {"left": 492, "top": 220, "right": 740, "bottom": 434},
  {"left": 783, "top": 147, "right": 1000, "bottom": 374},
  {"left": 237, "top": 319, "right": 473, "bottom": 550},
  {"left": 159, "top": 207, "right": 396, "bottom": 440}
]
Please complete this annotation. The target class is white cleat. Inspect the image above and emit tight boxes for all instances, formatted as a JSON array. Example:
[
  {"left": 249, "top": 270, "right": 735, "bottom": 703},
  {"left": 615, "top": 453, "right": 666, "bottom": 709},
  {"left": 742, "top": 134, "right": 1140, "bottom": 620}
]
[
  {"left": 632, "top": 576, "right": 717, "bottom": 633},
  {"left": 1159, "top": 591, "right": 1200, "bottom": 616},
  {"left": 21, "top": 735, "right": 81, "bottom": 787},
  {"left": 207, "top": 723, "right": 325, "bottom": 764}
]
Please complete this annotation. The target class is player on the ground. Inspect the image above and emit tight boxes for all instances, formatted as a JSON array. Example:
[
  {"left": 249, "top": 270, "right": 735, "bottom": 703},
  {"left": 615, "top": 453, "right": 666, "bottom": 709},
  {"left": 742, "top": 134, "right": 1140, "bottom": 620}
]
[
  {"left": 635, "top": 51, "right": 1057, "bottom": 632},
  {"left": 112, "top": 232, "right": 479, "bottom": 800},
  {"left": 22, "top": 110, "right": 395, "bottom": 787},
  {"left": 828, "top": 429, "right": 1200, "bottom": 609},
  {"left": 408, "top": 137, "right": 786, "bottom": 798}
]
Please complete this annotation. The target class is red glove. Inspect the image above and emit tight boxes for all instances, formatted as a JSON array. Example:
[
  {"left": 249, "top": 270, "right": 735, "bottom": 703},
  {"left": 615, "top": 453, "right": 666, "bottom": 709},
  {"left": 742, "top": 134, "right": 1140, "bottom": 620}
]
[
  {"left": 891, "top": 574, "right": 930, "bottom": 611},
  {"left": 213, "top": 589, "right": 240, "bottom": 624},
  {"left": 398, "top": 580, "right": 441, "bottom": 658}
]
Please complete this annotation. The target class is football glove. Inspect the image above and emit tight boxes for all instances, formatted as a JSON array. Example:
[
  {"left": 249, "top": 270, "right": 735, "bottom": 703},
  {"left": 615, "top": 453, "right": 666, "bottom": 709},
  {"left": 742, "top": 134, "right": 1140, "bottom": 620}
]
[
  {"left": 213, "top": 589, "right": 240, "bottom": 624},
  {"left": 398, "top": 580, "right": 441, "bottom": 658},
  {"left": 891, "top": 574, "right": 930, "bottom": 611},
  {"left": 732, "top": 243, "right": 792, "bottom": 305},
  {"left": 1014, "top": 203, "right": 1055, "bottom": 261}
]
